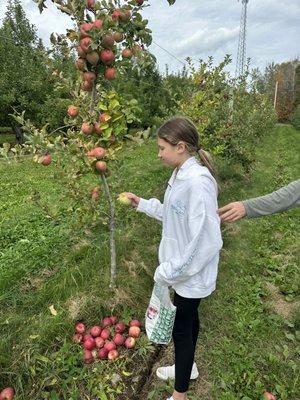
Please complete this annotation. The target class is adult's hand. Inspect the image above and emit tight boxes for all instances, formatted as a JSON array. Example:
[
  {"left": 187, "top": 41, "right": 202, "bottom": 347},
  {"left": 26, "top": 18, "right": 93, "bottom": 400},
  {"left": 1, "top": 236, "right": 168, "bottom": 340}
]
[
  {"left": 217, "top": 201, "right": 246, "bottom": 223},
  {"left": 122, "top": 192, "right": 140, "bottom": 208}
]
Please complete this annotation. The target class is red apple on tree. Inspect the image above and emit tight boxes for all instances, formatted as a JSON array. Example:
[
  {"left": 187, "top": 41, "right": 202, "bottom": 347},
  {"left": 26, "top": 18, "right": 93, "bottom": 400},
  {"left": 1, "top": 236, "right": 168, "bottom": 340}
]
[
  {"left": 93, "top": 19, "right": 103, "bottom": 29},
  {"left": 100, "top": 49, "right": 115, "bottom": 64},
  {"left": 0, "top": 387, "right": 15, "bottom": 400},
  {"left": 101, "top": 34, "right": 115, "bottom": 48},
  {"left": 76, "top": 46, "right": 86, "bottom": 58},
  {"left": 80, "top": 37, "right": 92, "bottom": 53},
  {"left": 87, "top": 147, "right": 106, "bottom": 158},
  {"left": 80, "top": 80, "right": 93, "bottom": 91},
  {"left": 113, "top": 32, "right": 123, "bottom": 42},
  {"left": 81, "top": 122, "right": 94, "bottom": 135},
  {"left": 83, "top": 71, "right": 96, "bottom": 82},
  {"left": 68, "top": 105, "right": 79, "bottom": 118},
  {"left": 99, "top": 113, "right": 111, "bottom": 123},
  {"left": 136, "top": 0, "right": 144, "bottom": 5},
  {"left": 86, "top": 0, "right": 95, "bottom": 10},
  {"left": 112, "top": 9, "right": 122, "bottom": 20},
  {"left": 104, "top": 67, "right": 116, "bottom": 80},
  {"left": 75, "top": 58, "right": 86, "bottom": 71},
  {"left": 86, "top": 51, "right": 100, "bottom": 66},
  {"left": 122, "top": 48, "right": 133, "bottom": 58}
]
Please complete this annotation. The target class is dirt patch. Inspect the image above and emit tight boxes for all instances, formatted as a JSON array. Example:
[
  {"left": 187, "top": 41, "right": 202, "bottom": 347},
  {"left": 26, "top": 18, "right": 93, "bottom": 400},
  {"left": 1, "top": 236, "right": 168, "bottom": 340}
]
[
  {"left": 265, "top": 282, "right": 300, "bottom": 319},
  {"left": 21, "top": 267, "right": 58, "bottom": 293}
]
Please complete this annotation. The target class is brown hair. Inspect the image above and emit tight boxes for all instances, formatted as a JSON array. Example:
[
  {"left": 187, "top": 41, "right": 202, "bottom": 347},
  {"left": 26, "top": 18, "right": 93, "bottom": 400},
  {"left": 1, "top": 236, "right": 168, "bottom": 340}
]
[{"left": 157, "top": 116, "right": 217, "bottom": 180}]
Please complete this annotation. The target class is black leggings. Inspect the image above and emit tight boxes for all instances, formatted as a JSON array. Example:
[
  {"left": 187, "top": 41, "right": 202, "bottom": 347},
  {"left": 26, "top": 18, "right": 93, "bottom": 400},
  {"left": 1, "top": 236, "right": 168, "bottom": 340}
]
[{"left": 173, "top": 292, "right": 201, "bottom": 393}]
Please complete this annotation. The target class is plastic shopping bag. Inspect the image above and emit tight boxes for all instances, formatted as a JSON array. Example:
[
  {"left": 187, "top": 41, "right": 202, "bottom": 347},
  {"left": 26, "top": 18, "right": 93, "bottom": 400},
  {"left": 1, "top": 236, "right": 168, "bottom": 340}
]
[{"left": 145, "top": 283, "right": 177, "bottom": 345}]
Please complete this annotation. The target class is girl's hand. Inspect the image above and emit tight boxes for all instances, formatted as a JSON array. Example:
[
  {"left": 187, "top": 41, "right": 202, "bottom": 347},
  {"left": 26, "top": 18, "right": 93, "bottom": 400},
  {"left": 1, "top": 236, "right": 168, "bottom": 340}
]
[{"left": 122, "top": 192, "right": 140, "bottom": 208}]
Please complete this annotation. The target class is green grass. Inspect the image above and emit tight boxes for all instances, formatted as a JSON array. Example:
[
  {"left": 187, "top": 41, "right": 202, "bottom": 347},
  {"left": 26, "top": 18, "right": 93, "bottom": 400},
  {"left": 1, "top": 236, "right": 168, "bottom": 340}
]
[{"left": 0, "top": 125, "right": 299, "bottom": 399}]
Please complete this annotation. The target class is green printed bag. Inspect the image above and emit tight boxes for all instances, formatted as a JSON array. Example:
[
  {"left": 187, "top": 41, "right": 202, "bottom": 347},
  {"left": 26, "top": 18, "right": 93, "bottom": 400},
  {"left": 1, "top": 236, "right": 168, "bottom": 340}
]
[{"left": 145, "top": 283, "right": 177, "bottom": 344}]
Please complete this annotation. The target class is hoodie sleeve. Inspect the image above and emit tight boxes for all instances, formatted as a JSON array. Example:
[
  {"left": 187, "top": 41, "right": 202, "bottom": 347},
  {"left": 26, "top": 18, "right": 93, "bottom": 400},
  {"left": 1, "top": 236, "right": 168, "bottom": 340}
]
[
  {"left": 154, "top": 212, "right": 222, "bottom": 285},
  {"left": 136, "top": 197, "right": 163, "bottom": 222}
]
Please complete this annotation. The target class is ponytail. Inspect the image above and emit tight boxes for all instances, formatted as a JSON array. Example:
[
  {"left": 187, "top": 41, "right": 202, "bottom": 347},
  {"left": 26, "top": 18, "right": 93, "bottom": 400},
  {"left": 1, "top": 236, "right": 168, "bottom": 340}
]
[{"left": 197, "top": 148, "right": 220, "bottom": 195}]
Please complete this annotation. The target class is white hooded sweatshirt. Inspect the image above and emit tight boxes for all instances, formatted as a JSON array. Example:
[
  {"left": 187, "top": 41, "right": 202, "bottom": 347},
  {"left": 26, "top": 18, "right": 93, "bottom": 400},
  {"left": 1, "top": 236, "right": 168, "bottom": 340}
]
[{"left": 137, "top": 156, "right": 223, "bottom": 299}]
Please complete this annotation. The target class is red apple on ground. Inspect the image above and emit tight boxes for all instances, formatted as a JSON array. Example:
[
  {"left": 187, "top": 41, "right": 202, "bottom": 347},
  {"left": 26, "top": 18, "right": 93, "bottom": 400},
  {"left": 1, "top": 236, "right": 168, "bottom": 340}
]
[
  {"left": 104, "top": 341, "right": 116, "bottom": 352},
  {"left": 87, "top": 147, "right": 106, "bottom": 158},
  {"left": 90, "top": 325, "right": 102, "bottom": 337},
  {"left": 95, "top": 161, "right": 107, "bottom": 173},
  {"left": 73, "top": 333, "right": 83, "bottom": 343},
  {"left": 83, "top": 333, "right": 92, "bottom": 341},
  {"left": 124, "top": 336, "right": 136, "bottom": 349},
  {"left": 102, "top": 317, "right": 112, "bottom": 327},
  {"left": 41, "top": 154, "right": 52, "bottom": 166},
  {"left": 95, "top": 336, "right": 105, "bottom": 348},
  {"left": 100, "top": 327, "right": 110, "bottom": 340},
  {"left": 83, "top": 349, "right": 93, "bottom": 364},
  {"left": 86, "top": 51, "right": 99, "bottom": 66},
  {"left": 68, "top": 105, "right": 79, "bottom": 118},
  {"left": 100, "top": 49, "right": 115, "bottom": 64},
  {"left": 83, "top": 337, "right": 96, "bottom": 350},
  {"left": 104, "top": 67, "right": 116, "bottom": 80},
  {"left": 113, "top": 333, "right": 125, "bottom": 346},
  {"left": 263, "top": 392, "right": 276, "bottom": 400},
  {"left": 130, "top": 319, "right": 141, "bottom": 327},
  {"left": 122, "top": 48, "right": 133, "bottom": 59},
  {"left": 0, "top": 387, "right": 15, "bottom": 400},
  {"left": 129, "top": 326, "right": 141, "bottom": 338},
  {"left": 81, "top": 122, "right": 94, "bottom": 135},
  {"left": 110, "top": 316, "right": 118, "bottom": 324},
  {"left": 115, "top": 322, "right": 126, "bottom": 333},
  {"left": 108, "top": 349, "right": 119, "bottom": 360},
  {"left": 98, "top": 348, "right": 108, "bottom": 359}
]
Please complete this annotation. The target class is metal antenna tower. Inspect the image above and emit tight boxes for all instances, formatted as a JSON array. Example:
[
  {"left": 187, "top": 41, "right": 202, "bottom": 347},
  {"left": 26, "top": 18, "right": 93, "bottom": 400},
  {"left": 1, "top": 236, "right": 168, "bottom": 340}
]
[{"left": 235, "top": 0, "right": 249, "bottom": 78}]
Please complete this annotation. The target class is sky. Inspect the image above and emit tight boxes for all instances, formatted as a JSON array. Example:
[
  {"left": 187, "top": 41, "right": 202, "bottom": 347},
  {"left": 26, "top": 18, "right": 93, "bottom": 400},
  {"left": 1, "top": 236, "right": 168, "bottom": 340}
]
[{"left": 0, "top": 0, "right": 299, "bottom": 76}]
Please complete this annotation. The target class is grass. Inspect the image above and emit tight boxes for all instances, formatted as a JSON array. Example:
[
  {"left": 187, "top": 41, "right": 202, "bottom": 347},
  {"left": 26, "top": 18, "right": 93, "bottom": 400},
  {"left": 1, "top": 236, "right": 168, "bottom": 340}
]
[{"left": 0, "top": 125, "right": 299, "bottom": 399}]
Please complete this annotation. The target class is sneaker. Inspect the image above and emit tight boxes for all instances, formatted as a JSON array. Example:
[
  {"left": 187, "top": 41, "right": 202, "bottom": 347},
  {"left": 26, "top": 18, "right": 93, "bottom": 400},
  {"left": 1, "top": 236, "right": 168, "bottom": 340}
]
[{"left": 156, "top": 363, "right": 199, "bottom": 381}]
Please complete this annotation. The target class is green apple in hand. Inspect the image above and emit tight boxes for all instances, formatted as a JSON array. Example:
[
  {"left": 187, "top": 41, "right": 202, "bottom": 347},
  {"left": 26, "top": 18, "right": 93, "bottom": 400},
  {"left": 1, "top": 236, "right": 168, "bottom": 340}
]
[{"left": 117, "top": 193, "right": 131, "bottom": 206}]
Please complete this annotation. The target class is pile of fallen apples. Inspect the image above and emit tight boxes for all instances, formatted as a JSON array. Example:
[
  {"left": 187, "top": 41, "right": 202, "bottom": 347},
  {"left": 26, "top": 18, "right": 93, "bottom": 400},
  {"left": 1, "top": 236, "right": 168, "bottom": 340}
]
[{"left": 73, "top": 316, "right": 142, "bottom": 363}]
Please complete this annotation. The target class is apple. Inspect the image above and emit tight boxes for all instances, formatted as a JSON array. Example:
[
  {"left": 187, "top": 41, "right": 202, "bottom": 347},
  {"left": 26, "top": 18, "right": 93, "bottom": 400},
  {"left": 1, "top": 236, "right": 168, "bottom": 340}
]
[
  {"left": 124, "top": 336, "right": 135, "bottom": 349},
  {"left": 110, "top": 316, "right": 118, "bottom": 325},
  {"left": 0, "top": 387, "right": 15, "bottom": 400},
  {"left": 81, "top": 122, "right": 94, "bottom": 135},
  {"left": 92, "top": 123, "right": 101, "bottom": 135},
  {"left": 113, "top": 32, "right": 123, "bottom": 43},
  {"left": 102, "top": 317, "right": 112, "bottom": 327},
  {"left": 113, "top": 333, "right": 125, "bottom": 346},
  {"left": 73, "top": 333, "right": 83, "bottom": 343},
  {"left": 112, "top": 9, "right": 122, "bottom": 20},
  {"left": 95, "top": 336, "right": 105, "bottom": 348},
  {"left": 80, "top": 80, "right": 93, "bottom": 91},
  {"left": 90, "top": 325, "right": 102, "bottom": 337},
  {"left": 77, "top": 46, "right": 86, "bottom": 58},
  {"left": 117, "top": 193, "right": 131, "bottom": 206},
  {"left": 132, "top": 44, "right": 142, "bottom": 55},
  {"left": 83, "top": 349, "right": 93, "bottom": 364},
  {"left": 95, "top": 161, "right": 107, "bottom": 172},
  {"left": 86, "top": 51, "right": 99, "bottom": 66},
  {"left": 75, "top": 322, "right": 86, "bottom": 334},
  {"left": 68, "top": 105, "right": 79, "bottom": 118},
  {"left": 263, "top": 392, "right": 276, "bottom": 400},
  {"left": 104, "top": 67, "right": 116, "bottom": 80},
  {"left": 104, "top": 341, "right": 116, "bottom": 352},
  {"left": 41, "top": 154, "right": 52, "bottom": 166},
  {"left": 101, "top": 34, "right": 115, "bottom": 48},
  {"left": 80, "top": 22, "right": 93, "bottom": 38},
  {"left": 115, "top": 322, "right": 126, "bottom": 333},
  {"left": 120, "top": 9, "right": 131, "bottom": 21},
  {"left": 93, "top": 19, "right": 103, "bottom": 29},
  {"left": 108, "top": 349, "right": 119, "bottom": 360},
  {"left": 129, "top": 319, "right": 141, "bottom": 327},
  {"left": 83, "top": 337, "right": 96, "bottom": 350},
  {"left": 83, "top": 71, "right": 96, "bottom": 82},
  {"left": 136, "top": 0, "right": 144, "bottom": 5},
  {"left": 100, "top": 327, "right": 110, "bottom": 340},
  {"left": 80, "top": 37, "right": 92, "bottom": 53},
  {"left": 75, "top": 58, "right": 86, "bottom": 71},
  {"left": 86, "top": 0, "right": 95, "bottom": 10},
  {"left": 87, "top": 147, "right": 106, "bottom": 158},
  {"left": 122, "top": 48, "right": 133, "bottom": 59},
  {"left": 97, "top": 348, "right": 108, "bottom": 359},
  {"left": 129, "top": 326, "right": 141, "bottom": 338},
  {"left": 99, "top": 49, "right": 115, "bottom": 65},
  {"left": 99, "top": 112, "right": 110, "bottom": 123}
]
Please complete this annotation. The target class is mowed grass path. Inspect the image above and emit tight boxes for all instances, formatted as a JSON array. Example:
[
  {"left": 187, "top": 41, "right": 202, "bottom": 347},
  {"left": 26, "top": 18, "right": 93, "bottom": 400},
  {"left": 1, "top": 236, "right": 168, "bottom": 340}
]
[{"left": 0, "top": 125, "right": 299, "bottom": 399}]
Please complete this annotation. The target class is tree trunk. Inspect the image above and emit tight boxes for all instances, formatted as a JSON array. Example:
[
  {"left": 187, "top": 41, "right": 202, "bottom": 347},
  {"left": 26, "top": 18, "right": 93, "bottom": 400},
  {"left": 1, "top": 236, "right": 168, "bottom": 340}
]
[{"left": 100, "top": 172, "right": 117, "bottom": 288}]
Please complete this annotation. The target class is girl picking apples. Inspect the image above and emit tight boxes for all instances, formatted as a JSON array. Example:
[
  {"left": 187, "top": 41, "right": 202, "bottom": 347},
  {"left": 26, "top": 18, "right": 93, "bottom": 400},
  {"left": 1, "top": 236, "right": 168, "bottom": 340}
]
[{"left": 123, "top": 116, "right": 223, "bottom": 400}]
